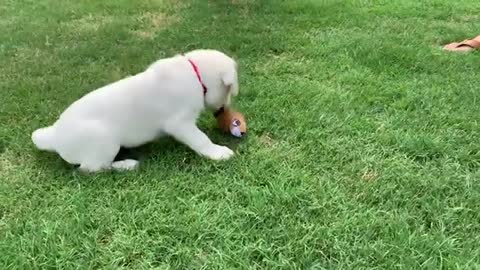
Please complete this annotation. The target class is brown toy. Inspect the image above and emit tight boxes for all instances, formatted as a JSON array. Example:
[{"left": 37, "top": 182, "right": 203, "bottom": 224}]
[{"left": 214, "top": 107, "right": 247, "bottom": 137}]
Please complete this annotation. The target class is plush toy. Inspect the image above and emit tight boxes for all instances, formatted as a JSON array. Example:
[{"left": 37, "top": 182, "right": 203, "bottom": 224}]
[{"left": 214, "top": 107, "right": 247, "bottom": 138}]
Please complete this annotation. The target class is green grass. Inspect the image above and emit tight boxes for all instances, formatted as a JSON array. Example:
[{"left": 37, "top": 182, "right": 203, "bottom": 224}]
[{"left": 1, "top": 0, "right": 480, "bottom": 268}]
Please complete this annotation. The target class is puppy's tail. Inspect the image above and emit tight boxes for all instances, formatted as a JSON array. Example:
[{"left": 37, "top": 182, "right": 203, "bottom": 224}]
[{"left": 32, "top": 126, "right": 57, "bottom": 152}]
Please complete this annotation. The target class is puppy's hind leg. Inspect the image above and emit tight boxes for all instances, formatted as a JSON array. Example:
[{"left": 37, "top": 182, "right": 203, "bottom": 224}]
[
  {"left": 78, "top": 142, "right": 120, "bottom": 173},
  {"left": 80, "top": 157, "right": 140, "bottom": 173},
  {"left": 73, "top": 130, "right": 121, "bottom": 173},
  {"left": 111, "top": 159, "right": 139, "bottom": 171},
  {"left": 79, "top": 162, "right": 111, "bottom": 173},
  {"left": 54, "top": 120, "right": 123, "bottom": 173}
]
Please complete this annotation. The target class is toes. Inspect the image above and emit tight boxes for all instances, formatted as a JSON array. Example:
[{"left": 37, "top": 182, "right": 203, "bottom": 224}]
[
  {"left": 111, "top": 159, "right": 139, "bottom": 171},
  {"left": 206, "top": 145, "right": 234, "bottom": 161},
  {"left": 79, "top": 164, "right": 108, "bottom": 173}
]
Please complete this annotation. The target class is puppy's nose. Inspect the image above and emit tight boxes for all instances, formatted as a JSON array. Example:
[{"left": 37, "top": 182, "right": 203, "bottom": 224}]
[{"left": 240, "top": 132, "right": 246, "bottom": 136}]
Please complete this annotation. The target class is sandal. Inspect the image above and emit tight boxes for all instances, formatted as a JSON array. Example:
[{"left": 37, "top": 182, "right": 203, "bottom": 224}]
[{"left": 443, "top": 35, "right": 480, "bottom": 52}]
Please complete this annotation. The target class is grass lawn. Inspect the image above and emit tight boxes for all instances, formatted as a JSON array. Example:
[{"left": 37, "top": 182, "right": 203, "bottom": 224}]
[{"left": 1, "top": 0, "right": 480, "bottom": 268}]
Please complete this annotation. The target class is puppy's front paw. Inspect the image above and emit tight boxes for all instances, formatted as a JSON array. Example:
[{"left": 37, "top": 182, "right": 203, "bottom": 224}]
[{"left": 204, "top": 145, "right": 234, "bottom": 161}]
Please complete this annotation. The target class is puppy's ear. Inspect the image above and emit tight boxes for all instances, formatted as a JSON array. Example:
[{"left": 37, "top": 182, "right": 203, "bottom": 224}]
[{"left": 221, "top": 61, "right": 239, "bottom": 96}]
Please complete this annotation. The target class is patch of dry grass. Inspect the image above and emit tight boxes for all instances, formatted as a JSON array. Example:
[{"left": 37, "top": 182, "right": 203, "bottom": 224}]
[
  {"left": 131, "top": 12, "right": 179, "bottom": 39},
  {"left": 62, "top": 14, "right": 114, "bottom": 33}
]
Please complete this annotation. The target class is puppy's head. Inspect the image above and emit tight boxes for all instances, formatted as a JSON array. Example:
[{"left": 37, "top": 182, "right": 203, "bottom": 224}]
[
  {"left": 219, "top": 60, "right": 239, "bottom": 107},
  {"left": 185, "top": 50, "right": 239, "bottom": 111},
  {"left": 205, "top": 53, "right": 239, "bottom": 111}
]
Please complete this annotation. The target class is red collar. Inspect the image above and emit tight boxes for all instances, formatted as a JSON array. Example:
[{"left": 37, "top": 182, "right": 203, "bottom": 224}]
[{"left": 187, "top": 59, "right": 207, "bottom": 95}]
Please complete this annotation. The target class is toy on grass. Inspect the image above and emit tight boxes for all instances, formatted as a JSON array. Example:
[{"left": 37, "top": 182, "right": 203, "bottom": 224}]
[{"left": 214, "top": 107, "right": 247, "bottom": 138}]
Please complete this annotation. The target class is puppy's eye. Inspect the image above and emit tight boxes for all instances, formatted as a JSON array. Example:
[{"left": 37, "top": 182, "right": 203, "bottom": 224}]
[{"left": 232, "top": 119, "right": 241, "bottom": 127}]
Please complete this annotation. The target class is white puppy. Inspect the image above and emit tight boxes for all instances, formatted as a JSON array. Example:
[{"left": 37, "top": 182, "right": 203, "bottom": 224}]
[{"left": 32, "top": 49, "right": 239, "bottom": 172}]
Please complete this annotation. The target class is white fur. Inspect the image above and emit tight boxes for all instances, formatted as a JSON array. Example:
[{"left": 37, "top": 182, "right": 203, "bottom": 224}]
[{"left": 32, "top": 49, "right": 239, "bottom": 172}]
